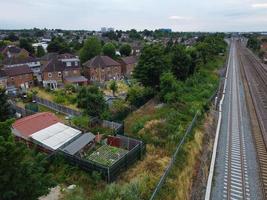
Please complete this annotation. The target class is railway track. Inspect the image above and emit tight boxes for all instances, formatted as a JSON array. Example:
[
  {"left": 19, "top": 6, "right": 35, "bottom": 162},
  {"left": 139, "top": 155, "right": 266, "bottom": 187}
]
[
  {"left": 237, "top": 40, "right": 267, "bottom": 199},
  {"left": 223, "top": 41, "right": 250, "bottom": 200}
]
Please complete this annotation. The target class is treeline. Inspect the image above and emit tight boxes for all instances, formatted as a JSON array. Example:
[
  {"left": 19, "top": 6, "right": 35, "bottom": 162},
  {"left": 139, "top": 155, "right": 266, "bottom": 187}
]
[{"left": 133, "top": 34, "right": 227, "bottom": 91}]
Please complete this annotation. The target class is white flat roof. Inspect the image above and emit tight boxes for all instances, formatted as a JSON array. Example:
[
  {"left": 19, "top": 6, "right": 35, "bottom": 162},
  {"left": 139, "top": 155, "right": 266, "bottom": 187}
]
[{"left": 30, "top": 122, "right": 81, "bottom": 150}]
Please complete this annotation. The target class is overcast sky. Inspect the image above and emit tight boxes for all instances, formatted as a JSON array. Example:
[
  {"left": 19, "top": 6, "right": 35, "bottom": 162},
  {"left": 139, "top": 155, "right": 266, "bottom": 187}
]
[{"left": 0, "top": 0, "right": 267, "bottom": 32}]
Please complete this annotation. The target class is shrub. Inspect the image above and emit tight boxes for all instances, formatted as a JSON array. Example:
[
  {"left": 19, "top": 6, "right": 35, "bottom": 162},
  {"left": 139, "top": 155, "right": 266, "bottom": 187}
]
[
  {"left": 127, "top": 84, "right": 154, "bottom": 108},
  {"left": 71, "top": 115, "right": 90, "bottom": 130},
  {"left": 109, "top": 99, "right": 131, "bottom": 121}
]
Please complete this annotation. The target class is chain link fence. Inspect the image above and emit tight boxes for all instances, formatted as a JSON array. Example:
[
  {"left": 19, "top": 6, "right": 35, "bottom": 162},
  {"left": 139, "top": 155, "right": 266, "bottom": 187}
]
[{"left": 33, "top": 96, "right": 81, "bottom": 116}]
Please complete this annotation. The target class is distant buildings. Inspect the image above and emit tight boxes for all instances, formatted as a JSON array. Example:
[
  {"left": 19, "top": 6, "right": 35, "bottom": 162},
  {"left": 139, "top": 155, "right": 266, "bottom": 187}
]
[
  {"left": 158, "top": 28, "right": 172, "bottom": 33},
  {"left": 101, "top": 27, "right": 114, "bottom": 33}
]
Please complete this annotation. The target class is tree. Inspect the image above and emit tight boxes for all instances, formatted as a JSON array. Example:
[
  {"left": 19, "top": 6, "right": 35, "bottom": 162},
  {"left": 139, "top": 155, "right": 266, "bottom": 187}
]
[
  {"left": 5, "top": 33, "right": 18, "bottom": 42},
  {"left": 195, "top": 42, "right": 210, "bottom": 64},
  {"left": 47, "top": 37, "right": 70, "bottom": 53},
  {"left": 126, "top": 84, "right": 154, "bottom": 108},
  {"left": 109, "top": 80, "right": 118, "bottom": 96},
  {"left": 19, "top": 38, "right": 34, "bottom": 54},
  {"left": 128, "top": 29, "right": 141, "bottom": 40},
  {"left": 103, "top": 43, "right": 116, "bottom": 58},
  {"left": 120, "top": 44, "right": 132, "bottom": 56},
  {"left": 170, "top": 45, "right": 191, "bottom": 80},
  {"left": 80, "top": 37, "right": 102, "bottom": 63},
  {"left": 0, "top": 88, "right": 12, "bottom": 122},
  {"left": 0, "top": 120, "right": 55, "bottom": 200},
  {"left": 159, "top": 72, "right": 181, "bottom": 103},
  {"left": 247, "top": 36, "right": 260, "bottom": 52},
  {"left": 77, "top": 86, "right": 107, "bottom": 118},
  {"left": 133, "top": 44, "right": 170, "bottom": 88},
  {"left": 36, "top": 45, "right": 45, "bottom": 57}
]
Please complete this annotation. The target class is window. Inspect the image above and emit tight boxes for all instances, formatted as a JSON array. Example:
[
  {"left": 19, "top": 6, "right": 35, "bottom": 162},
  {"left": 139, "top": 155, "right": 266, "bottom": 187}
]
[
  {"left": 48, "top": 73, "right": 52, "bottom": 78},
  {"left": 58, "top": 72, "right": 62, "bottom": 77},
  {"left": 66, "top": 62, "right": 71, "bottom": 67},
  {"left": 75, "top": 61, "right": 78, "bottom": 66}
]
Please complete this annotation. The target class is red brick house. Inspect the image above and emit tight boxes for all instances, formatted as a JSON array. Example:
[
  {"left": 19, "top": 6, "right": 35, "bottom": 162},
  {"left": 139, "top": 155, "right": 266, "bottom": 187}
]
[
  {"left": 83, "top": 55, "right": 121, "bottom": 83},
  {"left": 4, "top": 65, "right": 34, "bottom": 89},
  {"left": 261, "top": 42, "right": 267, "bottom": 52},
  {"left": 120, "top": 56, "right": 138, "bottom": 77},
  {"left": 41, "top": 53, "right": 87, "bottom": 89}
]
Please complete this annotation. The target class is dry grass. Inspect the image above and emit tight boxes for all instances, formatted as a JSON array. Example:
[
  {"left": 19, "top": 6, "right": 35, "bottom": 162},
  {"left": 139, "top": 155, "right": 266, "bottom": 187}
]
[
  {"left": 103, "top": 80, "right": 129, "bottom": 96},
  {"left": 118, "top": 144, "right": 170, "bottom": 184},
  {"left": 30, "top": 87, "right": 79, "bottom": 111},
  {"left": 124, "top": 98, "right": 158, "bottom": 134}
]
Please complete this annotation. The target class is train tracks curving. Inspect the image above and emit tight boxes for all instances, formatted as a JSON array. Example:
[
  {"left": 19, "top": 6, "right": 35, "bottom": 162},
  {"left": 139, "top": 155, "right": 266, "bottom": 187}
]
[{"left": 238, "top": 40, "right": 267, "bottom": 199}]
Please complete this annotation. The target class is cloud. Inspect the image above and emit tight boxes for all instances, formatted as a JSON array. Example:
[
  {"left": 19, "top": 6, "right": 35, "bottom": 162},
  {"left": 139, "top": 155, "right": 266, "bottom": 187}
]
[
  {"left": 251, "top": 3, "right": 267, "bottom": 8},
  {"left": 168, "top": 15, "right": 189, "bottom": 20}
]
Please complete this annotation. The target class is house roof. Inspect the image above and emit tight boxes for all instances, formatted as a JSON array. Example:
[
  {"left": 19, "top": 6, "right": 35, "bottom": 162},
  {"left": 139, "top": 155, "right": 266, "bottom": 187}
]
[
  {"left": 121, "top": 56, "right": 138, "bottom": 65},
  {"left": 4, "top": 65, "right": 33, "bottom": 76},
  {"left": 42, "top": 57, "right": 80, "bottom": 73},
  {"left": 61, "top": 132, "right": 95, "bottom": 155},
  {"left": 30, "top": 122, "right": 81, "bottom": 150},
  {"left": 2, "top": 56, "right": 38, "bottom": 66},
  {"left": 64, "top": 76, "right": 88, "bottom": 83},
  {"left": 41, "top": 58, "right": 64, "bottom": 72},
  {"left": 40, "top": 53, "right": 58, "bottom": 61},
  {"left": 0, "top": 70, "right": 7, "bottom": 78},
  {"left": 8, "top": 46, "right": 22, "bottom": 54},
  {"left": 58, "top": 53, "right": 77, "bottom": 59},
  {"left": 12, "top": 112, "right": 60, "bottom": 138},
  {"left": 83, "top": 55, "right": 120, "bottom": 68}
]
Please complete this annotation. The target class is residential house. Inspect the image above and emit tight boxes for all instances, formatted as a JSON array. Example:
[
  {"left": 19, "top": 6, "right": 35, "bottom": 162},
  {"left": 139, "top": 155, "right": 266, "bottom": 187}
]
[
  {"left": 41, "top": 53, "right": 87, "bottom": 89},
  {"left": 4, "top": 65, "right": 34, "bottom": 89},
  {"left": 0, "top": 70, "right": 7, "bottom": 88},
  {"left": 83, "top": 55, "right": 121, "bottom": 83},
  {"left": 260, "top": 42, "right": 267, "bottom": 52},
  {"left": 0, "top": 45, "right": 30, "bottom": 59},
  {"left": 2, "top": 57, "right": 41, "bottom": 80},
  {"left": 120, "top": 56, "right": 138, "bottom": 77}
]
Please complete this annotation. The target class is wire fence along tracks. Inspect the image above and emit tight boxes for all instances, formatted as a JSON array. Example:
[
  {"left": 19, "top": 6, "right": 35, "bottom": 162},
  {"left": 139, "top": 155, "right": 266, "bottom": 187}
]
[
  {"left": 238, "top": 41, "right": 267, "bottom": 199},
  {"left": 149, "top": 112, "right": 199, "bottom": 200}
]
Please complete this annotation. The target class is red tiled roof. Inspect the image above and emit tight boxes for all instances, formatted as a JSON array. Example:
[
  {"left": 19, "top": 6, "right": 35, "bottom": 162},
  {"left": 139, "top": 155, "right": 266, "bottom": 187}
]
[
  {"left": 12, "top": 112, "right": 60, "bottom": 138},
  {"left": 4, "top": 65, "right": 33, "bottom": 76},
  {"left": 121, "top": 56, "right": 138, "bottom": 65},
  {"left": 83, "top": 56, "right": 120, "bottom": 68}
]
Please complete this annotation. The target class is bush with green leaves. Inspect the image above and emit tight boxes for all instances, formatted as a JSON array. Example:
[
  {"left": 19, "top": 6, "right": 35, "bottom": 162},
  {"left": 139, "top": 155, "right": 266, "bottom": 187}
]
[
  {"left": 109, "top": 99, "right": 131, "bottom": 122},
  {"left": 126, "top": 83, "right": 154, "bottom": 108},
  {"left": 71, "top": 115, "right": 90, "bottom": 130},
  {"left": 77, "top": 86, "right": 107, "bottom": 118}
]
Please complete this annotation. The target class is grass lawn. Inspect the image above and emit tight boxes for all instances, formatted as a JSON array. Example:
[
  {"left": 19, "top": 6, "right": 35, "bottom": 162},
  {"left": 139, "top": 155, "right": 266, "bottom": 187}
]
[
  {"left": 85, "top": 145, "right": 128, "bottom": 167},
  {"left": 29, "top": 87, "right": 80, "bottom": 111},
  {"left": 103, "top": 80, "right": 129, "bottom": 96}
]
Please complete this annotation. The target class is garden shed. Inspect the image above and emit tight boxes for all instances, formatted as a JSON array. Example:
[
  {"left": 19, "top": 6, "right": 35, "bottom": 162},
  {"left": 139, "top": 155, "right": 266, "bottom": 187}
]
[{"left": 61, "top": 132, "right": 96, "bottom": 155}]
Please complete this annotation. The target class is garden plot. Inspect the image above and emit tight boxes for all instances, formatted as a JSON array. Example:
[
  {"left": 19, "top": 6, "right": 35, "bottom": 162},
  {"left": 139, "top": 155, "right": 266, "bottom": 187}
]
[{"left": 85, "top": 145, "right": 128, "bottom": 167}]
